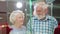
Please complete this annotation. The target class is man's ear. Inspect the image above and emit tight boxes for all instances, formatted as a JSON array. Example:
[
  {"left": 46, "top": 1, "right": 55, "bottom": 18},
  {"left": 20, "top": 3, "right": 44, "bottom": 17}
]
[{"left": 45, "top": 7, "right": 48, "bottom": 14}]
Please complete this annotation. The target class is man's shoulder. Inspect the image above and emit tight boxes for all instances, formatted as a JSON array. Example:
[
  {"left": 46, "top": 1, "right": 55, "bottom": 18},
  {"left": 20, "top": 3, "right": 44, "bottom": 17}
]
[{"left": 47, "top": 15, "right": 57, "bottom": 21}]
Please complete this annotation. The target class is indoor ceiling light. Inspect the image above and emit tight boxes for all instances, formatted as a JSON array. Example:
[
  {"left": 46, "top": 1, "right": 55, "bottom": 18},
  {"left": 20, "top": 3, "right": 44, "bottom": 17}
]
[{"left": 16, "top": 2, "right": 23, "bottom": 8}]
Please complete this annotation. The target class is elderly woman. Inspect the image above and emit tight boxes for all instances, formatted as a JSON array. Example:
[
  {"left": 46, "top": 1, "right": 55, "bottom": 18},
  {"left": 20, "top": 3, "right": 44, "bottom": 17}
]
[{"left": 9, "top": 10, "right": 26, "bottom": 34}]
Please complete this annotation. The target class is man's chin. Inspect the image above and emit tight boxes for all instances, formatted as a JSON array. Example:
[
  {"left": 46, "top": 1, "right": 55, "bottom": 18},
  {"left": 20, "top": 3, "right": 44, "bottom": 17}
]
[{"left": 37, "top": 14, "right": 42, "bottom": 16}]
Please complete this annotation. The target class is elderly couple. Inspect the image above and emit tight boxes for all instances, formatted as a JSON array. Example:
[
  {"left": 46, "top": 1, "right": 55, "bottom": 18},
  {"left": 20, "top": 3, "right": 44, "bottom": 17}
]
[{"left": 9, "top": 2, "right": 58, "bottom": 34}]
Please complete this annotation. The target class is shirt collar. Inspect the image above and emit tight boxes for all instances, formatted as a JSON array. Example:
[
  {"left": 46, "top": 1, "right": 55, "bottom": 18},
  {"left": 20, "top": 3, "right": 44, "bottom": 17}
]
[{"left": 34, "top": 15, "right": 50, "bottom": 21}]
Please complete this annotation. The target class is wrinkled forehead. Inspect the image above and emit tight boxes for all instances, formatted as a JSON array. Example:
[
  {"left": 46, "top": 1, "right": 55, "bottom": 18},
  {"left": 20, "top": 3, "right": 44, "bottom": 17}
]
[
  {"left": 15, "top": 14, "right": 24, "bottom": 19},
  {"left": 35, "top": 2, "right": 48, "bottom": 9},
  {"left": 36, "top": 2, "right": 46, "bottom": 7},
  {"left": 37, "top": 2, "right": 45, "bottom": 5}
]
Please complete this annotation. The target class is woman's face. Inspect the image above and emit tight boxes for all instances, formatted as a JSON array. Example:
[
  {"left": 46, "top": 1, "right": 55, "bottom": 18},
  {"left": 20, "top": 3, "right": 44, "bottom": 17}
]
[{"left": 15, "top": 13, "right": 24, "bottom": 26}]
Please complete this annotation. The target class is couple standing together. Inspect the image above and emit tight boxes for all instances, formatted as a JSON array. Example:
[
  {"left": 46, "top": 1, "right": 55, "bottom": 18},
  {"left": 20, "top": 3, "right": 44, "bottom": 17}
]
[{"left": 9, "top": 2, "right": 58, "bottom": 34}]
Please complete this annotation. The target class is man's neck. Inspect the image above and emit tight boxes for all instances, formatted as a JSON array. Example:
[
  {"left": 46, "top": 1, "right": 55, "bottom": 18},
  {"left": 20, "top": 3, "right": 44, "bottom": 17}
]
[{"left": 37, "top": 15, "right": 46, "bottom": 20}]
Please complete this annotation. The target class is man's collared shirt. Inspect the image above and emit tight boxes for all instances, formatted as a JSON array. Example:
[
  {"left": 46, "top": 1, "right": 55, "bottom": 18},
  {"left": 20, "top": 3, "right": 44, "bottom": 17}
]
[{"left": 27, "top": 15, "right": 58, "bottom": 34}]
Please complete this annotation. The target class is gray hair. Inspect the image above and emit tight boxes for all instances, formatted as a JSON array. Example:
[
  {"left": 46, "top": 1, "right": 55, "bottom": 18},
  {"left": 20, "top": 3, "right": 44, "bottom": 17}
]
[
  {"left": 9, "top": 10, "right": 24, "bottom": 24},
  {"left": 33, "top": 2, "right": 49, "bottom": 16},
  {"left": 34, "top": 2, "right": 49, "bottom": 11}
]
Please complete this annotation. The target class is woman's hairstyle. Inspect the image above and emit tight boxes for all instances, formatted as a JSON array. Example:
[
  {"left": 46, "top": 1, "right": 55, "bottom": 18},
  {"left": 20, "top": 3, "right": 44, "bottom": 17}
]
[{"left": 9, "top": 10, "right": 24, "bottom": 24}]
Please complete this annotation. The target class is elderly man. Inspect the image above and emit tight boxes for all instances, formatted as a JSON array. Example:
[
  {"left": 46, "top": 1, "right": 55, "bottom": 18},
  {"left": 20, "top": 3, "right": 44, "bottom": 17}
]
[{"left": 27, "top": 2, "right": 58, "bottom": 34}]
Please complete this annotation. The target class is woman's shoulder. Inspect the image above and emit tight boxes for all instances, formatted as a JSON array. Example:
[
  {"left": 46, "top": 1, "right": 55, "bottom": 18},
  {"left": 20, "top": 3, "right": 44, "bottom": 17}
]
[
  {"left": 22, "top": 26, "right": 26, "bottom": 30},
  {"left": 9, "top": 26, "right": 26, "bottom": 34}
]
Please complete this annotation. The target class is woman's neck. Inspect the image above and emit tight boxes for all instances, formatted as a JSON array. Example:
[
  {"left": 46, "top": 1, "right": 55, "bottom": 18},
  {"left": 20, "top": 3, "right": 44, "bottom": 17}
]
[{"left": 14, "top": 23, "right": 23, "bottom": 29}]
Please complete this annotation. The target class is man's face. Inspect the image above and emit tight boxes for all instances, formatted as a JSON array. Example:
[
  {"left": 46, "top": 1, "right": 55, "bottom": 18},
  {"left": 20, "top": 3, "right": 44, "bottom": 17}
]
[{"left": 36, "top": 5, "right": 46, "bottom": 15}]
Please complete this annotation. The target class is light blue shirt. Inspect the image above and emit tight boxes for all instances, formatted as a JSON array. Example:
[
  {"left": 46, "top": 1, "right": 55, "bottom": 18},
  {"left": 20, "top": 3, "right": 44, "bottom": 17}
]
[{"left": 9, "top": 25, "right": 26, "bottom": 34}]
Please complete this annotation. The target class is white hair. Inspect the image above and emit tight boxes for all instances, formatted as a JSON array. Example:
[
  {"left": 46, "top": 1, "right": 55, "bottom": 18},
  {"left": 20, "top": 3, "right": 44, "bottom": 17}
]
[
  {"left": 33, "top": 2, "right": 49, "bottom": 16},
  {"left": 9, "top": 10, "right": 24, "bottom": 24},
  {"left": 34, "top": 2, "right": 49, "bottom": 11}
]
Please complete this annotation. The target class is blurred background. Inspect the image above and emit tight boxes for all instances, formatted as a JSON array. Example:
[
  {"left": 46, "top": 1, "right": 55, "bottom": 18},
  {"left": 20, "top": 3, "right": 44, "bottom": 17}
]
[{"left": 0, "top": 0, "right": 60, "bottom": 34}]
